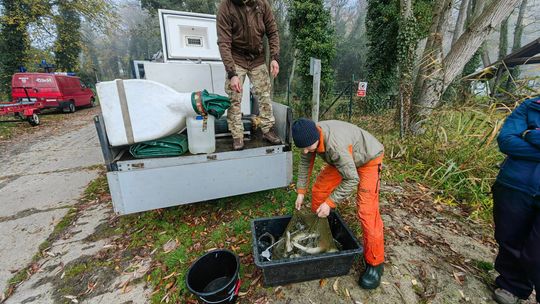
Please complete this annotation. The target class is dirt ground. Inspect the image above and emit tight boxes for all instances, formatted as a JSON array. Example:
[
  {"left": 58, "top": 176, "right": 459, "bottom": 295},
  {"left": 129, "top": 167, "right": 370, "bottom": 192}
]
[{"left": 1, "top": 106, "right": 537, "bottom": 304}]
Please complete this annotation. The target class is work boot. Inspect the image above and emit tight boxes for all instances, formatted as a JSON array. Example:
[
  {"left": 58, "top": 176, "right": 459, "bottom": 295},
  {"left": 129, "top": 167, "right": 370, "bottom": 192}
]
[
  {"left": 493, "top": 288, "right": 520, "bottom": 304},
  {"left": 359, "top": 263, "right": 383, "bottom": 289},
  {"left": 263, "top": 128, "right": 282, "bottom": 145},
  {"left": 233, "top": 138, "right": 244, "bottom": 150}
]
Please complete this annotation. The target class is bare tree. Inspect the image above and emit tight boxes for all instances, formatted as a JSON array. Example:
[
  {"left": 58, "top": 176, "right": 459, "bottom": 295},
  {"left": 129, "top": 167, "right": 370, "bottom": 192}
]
[
  {"left": 452, "top": 0, "right": 470, "bottom": 45},
  {"left": 498, "top": 16, "right": 509, "bottom": 60},
  {"left": 512, "top": 0, "right": 528, "bottom": 52},
  {"left": 413, "top": 0, "right": 453, "bottom": 104},
  {"left": 411, "top": 0, "right": 521, "bottom": 133}
]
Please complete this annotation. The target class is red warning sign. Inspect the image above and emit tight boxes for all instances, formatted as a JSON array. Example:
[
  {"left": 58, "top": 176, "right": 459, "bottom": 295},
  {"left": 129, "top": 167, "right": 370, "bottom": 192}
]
[{"left": 357, "top": 82, "right": 368, "bottom": 97}]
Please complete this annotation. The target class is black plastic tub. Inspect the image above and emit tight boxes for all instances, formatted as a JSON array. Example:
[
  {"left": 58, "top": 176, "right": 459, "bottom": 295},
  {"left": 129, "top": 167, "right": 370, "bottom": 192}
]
[
  {"left": 251, "top": 212, "right": 363, "bottom": 286},
  {"left": 186, "top": 249, "right": 241, "bottom": 304}
]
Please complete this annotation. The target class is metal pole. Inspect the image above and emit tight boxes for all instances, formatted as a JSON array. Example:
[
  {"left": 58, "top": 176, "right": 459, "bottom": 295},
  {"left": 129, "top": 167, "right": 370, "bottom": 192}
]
[
  {"left": 349, "top": 74, "right": 354, "bottom": 122},
  {"left": 310, "top": 58, "right": 321, "bottom": 122}
]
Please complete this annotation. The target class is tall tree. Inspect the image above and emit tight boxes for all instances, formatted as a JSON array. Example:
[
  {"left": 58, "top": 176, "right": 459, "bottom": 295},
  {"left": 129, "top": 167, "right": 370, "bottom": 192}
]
[
  {"left": 366, "top": 0, "right": 432, "bottom": 114},
  {"left": 452, "top": 0, "right": 470, "bottom": 45},
  {"left": 512, "top": 0, "right": 528, "bottom": 52},
  {"left": 289, "top": 0, "right": 336, "bottom": 116},
  {"left": 334, "top": 0, "right": 368, "bottom": 85},
  {"left": 0, "top": 0, "right": 29, "bottom": 97},
  {"left": 54, "top": 2, "right": 82, "bottom": 71},
  {"left": 365, "top": 0, "right": 399, "bottom": 113},
  {"left": 397, "top": 0, "right": 417, "bottom": 136},
  {"left": 498, "top": 16, "right": 509, "bottom": 60},
  {"left": 412, "top": 0, "right": 522, "bottom": 133},
  {"left": 507, "top": 0, "right": 528, "bottom": 88}
]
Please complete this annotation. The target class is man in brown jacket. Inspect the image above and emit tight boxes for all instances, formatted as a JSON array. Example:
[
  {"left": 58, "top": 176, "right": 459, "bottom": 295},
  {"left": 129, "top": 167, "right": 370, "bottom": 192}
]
[
  {"left": 293, "top": 118, "right": 385, "bottom": 289},
  {"left": 217, "top": 0, "right": 282, "bottom": 150}
]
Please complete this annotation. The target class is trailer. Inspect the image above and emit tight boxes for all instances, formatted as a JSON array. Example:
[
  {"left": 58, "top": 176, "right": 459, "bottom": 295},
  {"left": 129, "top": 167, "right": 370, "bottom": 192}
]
[
  {"left": 0, "top": 100, "right": 42, "bottom": 126},
  {"left": 94, "top": 10, "right": 293, "bottom": 215}
]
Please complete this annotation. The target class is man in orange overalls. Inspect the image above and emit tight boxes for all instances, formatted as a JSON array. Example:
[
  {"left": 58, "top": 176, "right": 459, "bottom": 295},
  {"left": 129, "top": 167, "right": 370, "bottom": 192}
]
[{"left": 292, "top": 118, "right": 385, "bottom": 289}]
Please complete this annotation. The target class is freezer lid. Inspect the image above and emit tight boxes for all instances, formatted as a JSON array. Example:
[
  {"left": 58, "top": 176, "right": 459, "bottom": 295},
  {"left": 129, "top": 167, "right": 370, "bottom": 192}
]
[{"left": 159, "top": 9, "right": 222, "bottom": 62}]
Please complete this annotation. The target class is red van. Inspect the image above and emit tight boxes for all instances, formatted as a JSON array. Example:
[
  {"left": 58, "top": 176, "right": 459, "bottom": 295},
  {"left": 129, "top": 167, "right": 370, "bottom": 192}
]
[{"left": 11, "top": 73, "right": 95, "bottom": 112}]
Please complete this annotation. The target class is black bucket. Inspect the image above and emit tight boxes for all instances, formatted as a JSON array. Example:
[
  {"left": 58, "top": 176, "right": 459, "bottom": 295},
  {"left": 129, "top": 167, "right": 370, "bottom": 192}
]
[{"left": 186, "top": 249, "right": 241, "bottom": 304}]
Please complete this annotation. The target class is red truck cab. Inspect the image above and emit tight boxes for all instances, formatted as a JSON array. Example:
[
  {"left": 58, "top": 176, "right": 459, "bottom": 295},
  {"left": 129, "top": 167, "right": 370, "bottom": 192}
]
[{"left": 12, "top": 73, "right": 95, "bottom": 112}]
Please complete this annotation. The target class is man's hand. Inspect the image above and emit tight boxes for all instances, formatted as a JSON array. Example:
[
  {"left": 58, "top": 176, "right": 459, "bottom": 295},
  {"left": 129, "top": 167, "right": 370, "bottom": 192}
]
[
  {"left": 316, "top": 203, "right": 331, "bottom": 218},
  {"left": 270, "top": 60, "right": 279, "bottom": 78},
  {"left": 230, "top": 76, "right": 242, "bottom": 93},
  {"left": 295, "top": 194, "right": 304, "bottom": 210}
]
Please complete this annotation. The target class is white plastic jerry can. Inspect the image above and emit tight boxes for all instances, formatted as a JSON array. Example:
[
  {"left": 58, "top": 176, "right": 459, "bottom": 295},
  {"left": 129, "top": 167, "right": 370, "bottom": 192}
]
[{"left": 187, "top": 115, "right": 216, "bottom": 154}]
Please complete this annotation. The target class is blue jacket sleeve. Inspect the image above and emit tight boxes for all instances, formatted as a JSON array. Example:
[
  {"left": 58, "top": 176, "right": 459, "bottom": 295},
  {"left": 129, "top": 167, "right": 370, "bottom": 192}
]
[
  {"left": 525, "top": 129, "right": 540, "bottom": 149},
  {"left": 497, "top": 101, "right": 540, "bottom": 161}
]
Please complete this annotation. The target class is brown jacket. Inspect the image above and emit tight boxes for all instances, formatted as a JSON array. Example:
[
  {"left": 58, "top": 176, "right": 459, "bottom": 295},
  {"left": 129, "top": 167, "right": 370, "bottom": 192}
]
[
  {"left": 297, "top": 120, "right": 384, "bottom": 204},
  {"left": 216, "top": 0, "right": 280, "bottom": 79}
]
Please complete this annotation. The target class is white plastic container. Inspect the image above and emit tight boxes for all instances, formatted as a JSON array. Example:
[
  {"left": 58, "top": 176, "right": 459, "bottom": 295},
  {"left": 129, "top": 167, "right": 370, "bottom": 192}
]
[{"left": 187, "top": 115, "right": 216, "bottom": 154}]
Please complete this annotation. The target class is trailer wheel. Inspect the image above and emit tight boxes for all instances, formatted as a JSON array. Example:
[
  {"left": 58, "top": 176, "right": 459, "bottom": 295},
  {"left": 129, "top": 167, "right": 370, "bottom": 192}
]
[
  {"left": 90, "top": 97, "right": 97, "bottom": 107},
  {"left": 28, "top": 113, "right": 40, "bottom": 126},
  {"left": 69, "top": 102, "right": 76, "bottom": 113}
]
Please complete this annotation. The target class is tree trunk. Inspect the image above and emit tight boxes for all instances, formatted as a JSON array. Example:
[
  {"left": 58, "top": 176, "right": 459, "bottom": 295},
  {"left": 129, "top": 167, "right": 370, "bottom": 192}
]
[
  {"left": 452, "top": 0, "right": 470, "bottom": 45},
  {"left": 397, "top": 0, "right": 416, "bottom": 137},
  {"left": 411, "top": 0, "right": 521, "bottom": 134},
  {"left": 512, "top": 0, "right": 528, "bottom": 52},
  {"left": 412, "top": 0, "right": 452, "bottom": 103},
  {"left": 498, "top": 16, "right": 509, "bottom": 60},
  {"left": 286, "top": 49, "right": 298, "bottom": 104},
  {"left": 507, "top": 0, "right": 528, "bottom": 90}
]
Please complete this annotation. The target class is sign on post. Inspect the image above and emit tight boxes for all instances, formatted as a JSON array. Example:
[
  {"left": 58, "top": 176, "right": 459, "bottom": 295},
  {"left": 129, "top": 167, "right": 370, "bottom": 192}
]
[{"left": 357, "top": 82, "right": 368, "bottom": 97}]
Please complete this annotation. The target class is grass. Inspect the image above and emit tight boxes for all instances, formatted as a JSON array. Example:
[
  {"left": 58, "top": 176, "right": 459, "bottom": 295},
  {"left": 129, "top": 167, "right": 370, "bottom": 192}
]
[
  {"left": 113, "top": 100, "right": 510, "bottom": 301},
  {"left": 4, "top": 98, "right": 509, "bottom": 302},
  {"left": 107, "top": 148, "right": 337, "bottom": 303},
  {"left": 117, "top": 188, "right": 296, "bottom": 303},
  {"left": 355, "top": 100, "right": 511, "bottom": 220}
]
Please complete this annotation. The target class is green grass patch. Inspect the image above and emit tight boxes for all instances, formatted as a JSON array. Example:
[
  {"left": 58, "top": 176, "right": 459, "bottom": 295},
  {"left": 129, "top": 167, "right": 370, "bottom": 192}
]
[
  {"left": 83, "top": 175, "right": 109, "bottom": 201},
  {"left": 473, "top": 259, "right": 494, "bottom": 272}
]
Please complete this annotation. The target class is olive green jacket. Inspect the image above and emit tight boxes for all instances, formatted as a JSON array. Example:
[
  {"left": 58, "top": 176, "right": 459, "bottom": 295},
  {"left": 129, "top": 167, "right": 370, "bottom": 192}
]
[{"left": 296, "top": 120, "right": 384, "bottom": 206}]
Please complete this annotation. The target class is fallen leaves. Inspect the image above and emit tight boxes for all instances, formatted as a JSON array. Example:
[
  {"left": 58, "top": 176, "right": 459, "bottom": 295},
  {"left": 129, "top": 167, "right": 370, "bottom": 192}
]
[
  {"left": 64, "top": 295, "right": 79, "bottom": 303},
  {"left": 332, "top": 278, "right": 339, "bottom": 293},
  {"left": 162, "top": 239, "right": 178, "bottom": 253},
  {"left": 453, "top": 271, "right": 466, "bottom": 285}
]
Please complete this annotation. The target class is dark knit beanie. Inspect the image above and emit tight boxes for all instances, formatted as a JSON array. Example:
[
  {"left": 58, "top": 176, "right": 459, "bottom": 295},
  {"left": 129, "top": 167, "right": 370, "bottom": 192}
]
[{"left": 292, "top": 118, "right": 319, "bottom": 148}]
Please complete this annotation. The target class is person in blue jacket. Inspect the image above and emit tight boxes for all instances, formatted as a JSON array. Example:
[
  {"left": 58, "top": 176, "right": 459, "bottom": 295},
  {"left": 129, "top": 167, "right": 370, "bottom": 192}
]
[{"left": 492, "top": 96, "right": 540, "bottom": 304}]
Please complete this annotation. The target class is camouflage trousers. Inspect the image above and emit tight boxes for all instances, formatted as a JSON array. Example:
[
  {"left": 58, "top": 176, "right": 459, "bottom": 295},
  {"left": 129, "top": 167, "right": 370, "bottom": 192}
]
[{"left": 225, "top": 64, "right": 275, "bottom": 139}]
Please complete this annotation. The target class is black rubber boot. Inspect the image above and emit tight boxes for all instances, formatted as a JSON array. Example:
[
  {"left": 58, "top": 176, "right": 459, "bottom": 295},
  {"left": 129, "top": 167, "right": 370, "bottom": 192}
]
[{"left": 359, "top": 263, "right": 384, "bottom": 289}]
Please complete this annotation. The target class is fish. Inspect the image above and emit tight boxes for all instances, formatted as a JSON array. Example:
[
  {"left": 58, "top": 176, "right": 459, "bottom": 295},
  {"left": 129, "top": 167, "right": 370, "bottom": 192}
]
[
  {"left": 292, "top": 241, "right": 324, "bottom": 254},
  {"left": 286, "top": 231, "right": 293, "bottom": 253}
]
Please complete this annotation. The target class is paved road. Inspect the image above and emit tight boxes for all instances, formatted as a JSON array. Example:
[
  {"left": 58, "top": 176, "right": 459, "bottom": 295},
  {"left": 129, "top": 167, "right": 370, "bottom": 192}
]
[{"left": 0, "top": 110, "right": 102, "bottom": 296}]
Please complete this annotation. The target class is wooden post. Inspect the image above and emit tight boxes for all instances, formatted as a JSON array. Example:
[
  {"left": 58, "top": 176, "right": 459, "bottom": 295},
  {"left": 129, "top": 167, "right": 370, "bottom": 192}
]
[{"left": 310, "top": 57, "right": 321, "bottom": 122}]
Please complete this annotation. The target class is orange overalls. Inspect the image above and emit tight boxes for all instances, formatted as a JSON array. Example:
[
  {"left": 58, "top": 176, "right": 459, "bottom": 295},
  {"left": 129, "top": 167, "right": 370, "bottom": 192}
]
[{"left": 308, "top": 153, "right": 385, "bottom": 266}]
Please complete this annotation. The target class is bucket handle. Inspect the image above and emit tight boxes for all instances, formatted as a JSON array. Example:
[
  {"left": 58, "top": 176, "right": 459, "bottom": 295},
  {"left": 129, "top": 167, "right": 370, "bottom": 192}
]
[{"left": 199, "top": 279, "right": 241, "bottom": 304}]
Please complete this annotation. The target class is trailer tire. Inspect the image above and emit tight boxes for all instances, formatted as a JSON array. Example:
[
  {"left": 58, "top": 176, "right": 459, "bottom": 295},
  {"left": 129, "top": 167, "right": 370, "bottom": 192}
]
[
  {"left": 28, "top": 113, "right": 40, "bottom": 126},
  {"left": 90, "top": 97, "right": 97, "bottom": 108}
]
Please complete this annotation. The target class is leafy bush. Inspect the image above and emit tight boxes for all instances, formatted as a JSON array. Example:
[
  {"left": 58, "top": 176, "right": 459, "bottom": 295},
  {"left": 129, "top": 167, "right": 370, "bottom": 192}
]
[{"left": 378, "top": 102, "right": 511, "bottom": 219}]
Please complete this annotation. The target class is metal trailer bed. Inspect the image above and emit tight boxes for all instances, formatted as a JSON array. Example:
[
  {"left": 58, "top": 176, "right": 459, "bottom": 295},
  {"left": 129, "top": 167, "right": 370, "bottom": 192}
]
[{"left": 94, "top": 102, "right": 293, "bottom": 215}]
